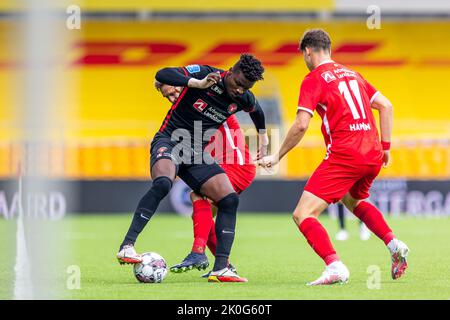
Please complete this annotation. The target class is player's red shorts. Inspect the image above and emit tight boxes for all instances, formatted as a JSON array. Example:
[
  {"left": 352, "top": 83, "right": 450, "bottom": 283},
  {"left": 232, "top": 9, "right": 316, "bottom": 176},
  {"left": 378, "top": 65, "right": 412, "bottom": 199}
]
[
  {"left": 220, "top": 163, "right": 256, "bottom": 194},
  {"left": 304, "top": 158, "right": 382, "bottom": 204}
]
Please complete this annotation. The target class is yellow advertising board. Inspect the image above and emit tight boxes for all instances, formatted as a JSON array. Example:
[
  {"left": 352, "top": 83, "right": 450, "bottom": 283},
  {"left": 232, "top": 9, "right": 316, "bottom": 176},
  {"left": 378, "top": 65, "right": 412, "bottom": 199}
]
[
  {"left": 71, "top": 21, "right": 450, "bottom": 139},
  {"left": 0, "top": 20, "right": 449, "bottom": 178},
  {"left": 0, "top": 1, "right": 333, "bottom": 12}
]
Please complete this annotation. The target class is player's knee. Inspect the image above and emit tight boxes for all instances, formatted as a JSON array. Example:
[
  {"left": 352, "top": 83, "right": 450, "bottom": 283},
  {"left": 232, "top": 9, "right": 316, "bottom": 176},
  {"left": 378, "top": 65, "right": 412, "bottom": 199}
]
[
  {"left": 292, "top": 209, "right": 314, "bottom": 226},
  {"left": 343, "top": 202, "right": 355, "bottom": 213},
  {"left": 292, "top": 211, "right": 303, "bottom": 226},
  {"left": 349, "top": 199, "right": 364, "bottom": 212},
  {"left": 217, "top": 193, "right": 239, "bottom": 214},
  {"left": 151, "top": 176, "right": 173, "bottom": 198},
  {"left": 342, "top": 194, "right": 362, "bottom": 212}
]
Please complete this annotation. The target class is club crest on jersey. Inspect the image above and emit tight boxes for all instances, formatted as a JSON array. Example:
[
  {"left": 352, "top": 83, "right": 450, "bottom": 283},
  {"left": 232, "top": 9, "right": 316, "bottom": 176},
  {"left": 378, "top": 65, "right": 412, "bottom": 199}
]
[
  {"left": 228, "top": 103, "right": 237, "bottom": 114},
  {"left": 185, "top": 64, "right": 200, "bottom": 74},
  {"left": 211, "top": 85, "right": 223, "bottom": 95},
  {"left": 193, "top": 99, "right": 208, "bottom": 112},
  {"left": 321, "top": 71, "right": 336, "bottom": 83}
]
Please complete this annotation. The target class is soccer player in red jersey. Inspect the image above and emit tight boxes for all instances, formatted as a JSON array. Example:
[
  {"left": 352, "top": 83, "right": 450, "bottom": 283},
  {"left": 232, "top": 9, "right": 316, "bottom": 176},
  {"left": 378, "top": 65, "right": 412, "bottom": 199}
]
[
  {"left": 155, "top": 82, "right": 260, "bottom": 278},
  {"left": 259, "top": 29, "right": 409, "bottom": 285}
]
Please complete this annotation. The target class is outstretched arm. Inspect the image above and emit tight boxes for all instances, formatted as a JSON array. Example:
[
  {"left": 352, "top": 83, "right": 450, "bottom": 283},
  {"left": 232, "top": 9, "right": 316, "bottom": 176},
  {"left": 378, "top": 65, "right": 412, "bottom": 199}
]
[
  {"left": 259, "top": 110, "right": 311, "bottom": 168},
  {"left": 371, "top": 93, "right": 393, "bottom": 167},
  {"left": 249, "top": 100, "right": 269, "bottom": 159},
  {"left": 156, "top": 67, "right": 221, "bottom": 89}
]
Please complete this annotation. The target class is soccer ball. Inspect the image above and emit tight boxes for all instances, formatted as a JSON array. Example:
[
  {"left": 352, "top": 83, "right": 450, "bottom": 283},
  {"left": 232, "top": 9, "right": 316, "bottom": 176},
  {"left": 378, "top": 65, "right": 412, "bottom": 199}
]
[{"left": 133, "top": 252, "right": 168, "bottom": 283}]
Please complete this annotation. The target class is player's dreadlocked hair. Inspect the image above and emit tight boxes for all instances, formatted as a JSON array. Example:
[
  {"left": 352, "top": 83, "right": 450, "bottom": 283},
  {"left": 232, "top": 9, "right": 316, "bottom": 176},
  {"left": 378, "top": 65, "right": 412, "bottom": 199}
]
[
  {"left": 300, "top": 29, "right": 331, "bottom": 52},
  {"left": 234, "top": 53, "right": 264, "bottom": 82}
]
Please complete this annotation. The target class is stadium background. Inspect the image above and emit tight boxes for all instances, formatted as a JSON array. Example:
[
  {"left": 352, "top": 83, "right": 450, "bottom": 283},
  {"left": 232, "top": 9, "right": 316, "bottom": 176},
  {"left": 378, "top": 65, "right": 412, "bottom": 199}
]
[
  {"left": 0, "top": 0, "right": 450, "bottom": 301},
  {"left": 0, "top": 0, "right": 449, "bottom": 215}
]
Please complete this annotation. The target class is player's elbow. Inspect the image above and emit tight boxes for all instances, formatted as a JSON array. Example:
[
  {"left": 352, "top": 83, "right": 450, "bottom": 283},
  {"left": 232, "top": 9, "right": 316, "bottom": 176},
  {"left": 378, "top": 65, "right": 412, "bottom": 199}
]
[
  {"left": 379, "top": 102, "right": 393, "bottom": 116},
  {"left": 295, "top": 121, "right": 309, "bottom": 133},
  {"left": 386, "top": 102, "right": 393, "bottom": 111},
  {"left": 380, "top": 98, "right": 393, "bottom": 110},
  {"left": 373, "top": 94, "right": 393, "bottom": 113},
  {"left": 155, "top": 68, "right": 167, "bottom": 82},
  {"left": 156, "top": 67, "right": 177, "bottom": 82}
]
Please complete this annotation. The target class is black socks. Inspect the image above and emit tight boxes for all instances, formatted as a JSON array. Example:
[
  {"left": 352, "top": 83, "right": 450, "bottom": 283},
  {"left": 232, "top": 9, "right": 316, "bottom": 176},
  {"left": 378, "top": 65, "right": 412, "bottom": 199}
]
[
  {"left": 213, "top": 193, "right": 239, "bottom": 271},
  {"left": 121, "top": 176, "right": 172, "bottom": 248}
]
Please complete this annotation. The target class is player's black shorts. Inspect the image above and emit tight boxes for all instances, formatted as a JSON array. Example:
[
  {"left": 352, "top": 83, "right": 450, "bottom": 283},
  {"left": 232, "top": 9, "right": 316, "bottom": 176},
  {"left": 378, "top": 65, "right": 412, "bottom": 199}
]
[{"left": 150, "top": 133, "right": 225, "bottom": 193}]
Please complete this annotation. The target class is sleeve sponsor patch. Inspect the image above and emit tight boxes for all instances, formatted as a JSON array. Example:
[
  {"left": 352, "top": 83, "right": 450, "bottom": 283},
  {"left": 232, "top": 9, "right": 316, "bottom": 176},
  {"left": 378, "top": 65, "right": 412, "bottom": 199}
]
[{"left": 185, "top": 64, "right": 201, "bottom": 73}]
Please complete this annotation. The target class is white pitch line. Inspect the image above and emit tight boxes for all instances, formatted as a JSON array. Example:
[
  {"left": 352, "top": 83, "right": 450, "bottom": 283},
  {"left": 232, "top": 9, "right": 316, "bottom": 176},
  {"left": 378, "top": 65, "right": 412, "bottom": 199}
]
[{"left": 13, "top": 164, "right": 33, "bottom": 300}]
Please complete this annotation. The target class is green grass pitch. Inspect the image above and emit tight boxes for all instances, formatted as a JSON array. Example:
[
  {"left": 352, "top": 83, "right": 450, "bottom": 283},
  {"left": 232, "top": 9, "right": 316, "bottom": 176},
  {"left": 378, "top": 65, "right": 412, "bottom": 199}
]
[{"left": 2, "top": 214, "right": 450, "bottom": 299}]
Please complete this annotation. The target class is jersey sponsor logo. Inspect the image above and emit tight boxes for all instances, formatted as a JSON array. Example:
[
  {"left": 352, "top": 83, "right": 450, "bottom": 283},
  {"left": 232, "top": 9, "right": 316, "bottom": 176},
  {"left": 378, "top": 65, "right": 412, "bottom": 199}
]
[
  {"left": 203, "top": 107, "right": 228, "bottom": 123},
  {"left": 211, "top": 85, "right": 224, "bottom": 95},
  {"left": 321, "top": 71, "right": 336, "bottom": 83},
  {"left": 228, "top": 103, "right": 237, "bottom": 114},
  {"left": 193, "top": 99, "right": 208, "bottom": 112},
  {"left": 185, "top": 64, "right": 201, "bottom": 73},
  {"left": 334, "top": 67, "right": 357, "bottom": 76}
]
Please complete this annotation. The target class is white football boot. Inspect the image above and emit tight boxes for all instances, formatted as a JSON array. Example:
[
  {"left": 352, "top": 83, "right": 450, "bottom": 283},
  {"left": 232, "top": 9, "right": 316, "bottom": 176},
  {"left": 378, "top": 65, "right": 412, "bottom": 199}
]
[
  {"left": 359, "top": 223, "right": 371, "bottom": 241},
  {"left": 335, "top": 230, "right": 349, "bottom": 241},
  {"left": 117, "top": 244, "right": 142, "bottom": 265},
  {"left": 387, "top": 239, "right": 409, "bottom": 280},
  {"left": 307, "top": 261, "right": 350, "bottom": 286},
  {"left": 208, "top": 267, "right": 248, "bottom": 283}
]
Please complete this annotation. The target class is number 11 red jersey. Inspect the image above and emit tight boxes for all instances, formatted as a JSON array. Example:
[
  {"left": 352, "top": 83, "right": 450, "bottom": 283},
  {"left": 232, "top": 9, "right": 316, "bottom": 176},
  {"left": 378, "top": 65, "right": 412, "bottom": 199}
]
[{"left": 297, "top": 60, "right": 383, "bottom": 165}]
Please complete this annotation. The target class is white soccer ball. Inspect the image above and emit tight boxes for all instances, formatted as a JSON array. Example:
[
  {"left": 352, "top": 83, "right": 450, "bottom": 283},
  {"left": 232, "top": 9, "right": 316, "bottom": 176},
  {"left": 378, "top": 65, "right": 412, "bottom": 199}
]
[{"left": 133, "top": 252, "right": 168, "bottom": 283}]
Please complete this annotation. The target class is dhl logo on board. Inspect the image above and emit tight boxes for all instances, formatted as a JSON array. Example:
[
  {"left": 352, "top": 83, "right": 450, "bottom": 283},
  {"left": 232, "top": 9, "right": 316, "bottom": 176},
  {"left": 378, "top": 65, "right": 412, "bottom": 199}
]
[
  {"left": 0, "top": 40, "right": 449, "bottom": 68},
  {"left": 72, "top": 41, "right": 409, "bottom": 67},
  {"left": 1, "top": 21, "right": 450, "bottom": 136},
  {"left": 1, "top": 21, "right": 450, "bottom": 69}
]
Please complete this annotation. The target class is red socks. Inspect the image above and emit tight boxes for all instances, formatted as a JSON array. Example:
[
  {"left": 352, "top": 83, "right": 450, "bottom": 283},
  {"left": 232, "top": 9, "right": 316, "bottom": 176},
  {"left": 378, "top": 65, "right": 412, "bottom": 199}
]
[
  {"left": 353, "top": 201, "right": 394, "bottom": 245},
  {"left": 207, "top": 219, "right": 217, "bottom": 256},
  {"left": 191, "top": 199, "right": 218, "bottom": 256},
  {"left": 191, "top": 199, "right": 213, "bottom": 254},
  {"left": 297, "top": 201, "right": 395, "bottom": 266},
  {"left": 299, "top": 217, "right": 339, "bottom": 265}
]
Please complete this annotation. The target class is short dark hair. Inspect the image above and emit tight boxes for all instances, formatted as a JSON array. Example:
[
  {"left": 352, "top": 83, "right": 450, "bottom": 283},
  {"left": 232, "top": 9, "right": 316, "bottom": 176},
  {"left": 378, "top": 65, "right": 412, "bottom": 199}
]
[
  {"left": 299, "top": 29, "right": 331, "bottom": 52},
  {"left": 234, "top": 53, "right": 264, "bottom": 82},
  {"left": 154, "top": 80, "right": 163, "bottom": 91}
]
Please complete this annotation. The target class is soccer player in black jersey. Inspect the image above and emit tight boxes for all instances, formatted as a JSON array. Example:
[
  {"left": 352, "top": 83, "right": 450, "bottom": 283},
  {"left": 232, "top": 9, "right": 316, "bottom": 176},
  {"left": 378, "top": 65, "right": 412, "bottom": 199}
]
[{"left": 117, "top": 54, "right": 267, "bottom": 282}]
